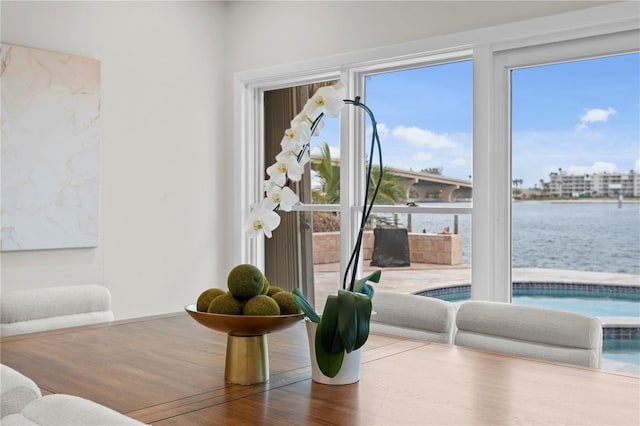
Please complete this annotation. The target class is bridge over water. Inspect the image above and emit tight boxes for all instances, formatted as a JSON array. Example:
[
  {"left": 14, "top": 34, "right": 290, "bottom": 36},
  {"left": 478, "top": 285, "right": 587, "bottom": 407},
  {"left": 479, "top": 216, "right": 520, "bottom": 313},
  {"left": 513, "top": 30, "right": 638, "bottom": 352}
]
[
  {"left": 387, "top": 167, "right": 472, "bottom": 202},
  {"left": 310, "top": 155, "right": 472, "bottom": 202}
]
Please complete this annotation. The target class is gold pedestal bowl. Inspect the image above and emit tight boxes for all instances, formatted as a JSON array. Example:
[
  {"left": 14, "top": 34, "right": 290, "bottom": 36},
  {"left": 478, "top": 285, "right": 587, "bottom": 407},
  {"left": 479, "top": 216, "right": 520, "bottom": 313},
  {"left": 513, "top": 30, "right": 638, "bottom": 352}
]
[{"left": 184, "top": 304, "right": 304, "bottom": 385}]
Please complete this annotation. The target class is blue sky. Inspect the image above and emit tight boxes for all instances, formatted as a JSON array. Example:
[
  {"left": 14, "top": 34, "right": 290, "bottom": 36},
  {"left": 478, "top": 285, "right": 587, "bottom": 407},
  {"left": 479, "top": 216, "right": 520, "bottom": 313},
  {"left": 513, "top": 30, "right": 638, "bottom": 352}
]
[
  {"left": 312, "top": 53, "right": 639, "bottom": 190},
  {"left": 512, "top": 53, "right": 639, "bottom": 188}
]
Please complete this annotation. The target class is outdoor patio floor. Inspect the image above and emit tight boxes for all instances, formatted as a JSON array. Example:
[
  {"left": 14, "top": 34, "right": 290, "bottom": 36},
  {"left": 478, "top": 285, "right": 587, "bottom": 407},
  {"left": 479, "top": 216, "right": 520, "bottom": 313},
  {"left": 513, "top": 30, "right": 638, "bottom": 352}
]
[{"left": 313, "top": 262, "right": 640, "bottom": 312}]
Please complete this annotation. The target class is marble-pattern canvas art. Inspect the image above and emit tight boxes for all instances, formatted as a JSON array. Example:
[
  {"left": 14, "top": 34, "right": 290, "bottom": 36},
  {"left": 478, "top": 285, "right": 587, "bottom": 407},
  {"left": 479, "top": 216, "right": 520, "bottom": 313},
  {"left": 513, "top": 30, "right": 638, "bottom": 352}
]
[{"left": 1, "top": 43, "right": 100, "bottom": 251}]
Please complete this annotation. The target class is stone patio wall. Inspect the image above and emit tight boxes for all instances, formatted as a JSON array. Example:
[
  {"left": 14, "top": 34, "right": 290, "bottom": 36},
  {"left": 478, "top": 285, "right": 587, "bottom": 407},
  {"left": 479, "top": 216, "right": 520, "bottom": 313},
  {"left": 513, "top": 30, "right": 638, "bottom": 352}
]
[{"left": 313, "top": 231, "right": 463, "bottom": 265}]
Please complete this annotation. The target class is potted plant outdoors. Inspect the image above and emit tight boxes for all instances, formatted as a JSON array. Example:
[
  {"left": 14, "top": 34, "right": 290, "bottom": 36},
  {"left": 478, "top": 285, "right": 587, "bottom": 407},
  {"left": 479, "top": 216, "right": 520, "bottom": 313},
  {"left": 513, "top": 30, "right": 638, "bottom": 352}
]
[{"left": 245, "top": 82, "right": 383, "bottom": 382}]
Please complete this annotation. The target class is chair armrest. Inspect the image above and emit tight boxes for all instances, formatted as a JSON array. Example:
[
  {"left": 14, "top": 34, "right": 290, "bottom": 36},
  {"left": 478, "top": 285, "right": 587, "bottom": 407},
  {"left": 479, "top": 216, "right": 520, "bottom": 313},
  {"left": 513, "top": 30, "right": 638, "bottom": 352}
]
[{"left": 1, "top": 364, "right": 42, "bottom": 417}]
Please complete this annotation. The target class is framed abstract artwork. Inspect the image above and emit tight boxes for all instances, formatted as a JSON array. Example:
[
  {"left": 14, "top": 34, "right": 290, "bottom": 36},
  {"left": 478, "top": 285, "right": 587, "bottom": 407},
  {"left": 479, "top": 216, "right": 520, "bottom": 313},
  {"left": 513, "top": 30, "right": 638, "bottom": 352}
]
[{"left": 1, "top": 43, "right": 100, "bottom": 251}]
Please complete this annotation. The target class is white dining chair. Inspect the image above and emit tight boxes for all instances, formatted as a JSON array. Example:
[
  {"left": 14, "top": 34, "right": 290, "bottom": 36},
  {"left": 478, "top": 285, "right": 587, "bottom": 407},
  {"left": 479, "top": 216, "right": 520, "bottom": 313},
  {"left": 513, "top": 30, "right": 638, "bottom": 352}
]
[
  {"left": 370, "top": 291, "right": 457, "bottom": 344},
  {"left": 1, "top": 285, "right": 114, "bottom": 336},
  {"left": 1, "top": 364, "right": 146, "bottom": 425},
  {"left": 454, "top": 300, "right": 602, "bottom": 368}
]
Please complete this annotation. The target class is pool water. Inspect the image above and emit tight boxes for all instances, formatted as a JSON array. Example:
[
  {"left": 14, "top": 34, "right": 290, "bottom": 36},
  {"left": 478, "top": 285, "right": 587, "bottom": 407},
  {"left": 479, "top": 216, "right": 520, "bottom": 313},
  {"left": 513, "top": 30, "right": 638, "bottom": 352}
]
[
  {"left": 513, "top": 296, "right": 639, "bottom": 317},
  {"left": 425, "top": 283, "right": 640, "bottom": 318},
  {"left": 603, "top": 339, "right": 640, "bottom": 365},
  {"left": 441, "top": 295, "right": 640, "bottom": 317}
]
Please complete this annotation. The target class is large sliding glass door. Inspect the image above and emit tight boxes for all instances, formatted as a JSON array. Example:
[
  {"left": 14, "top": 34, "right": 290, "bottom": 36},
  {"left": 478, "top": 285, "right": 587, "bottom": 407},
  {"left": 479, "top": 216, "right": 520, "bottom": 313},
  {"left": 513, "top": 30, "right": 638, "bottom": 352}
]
[
  {"left": 511, "top": 53, "right": 639, "bottom": 282},
  {"left": 504, "top": 44, "right": 639, "bottom": 294}
]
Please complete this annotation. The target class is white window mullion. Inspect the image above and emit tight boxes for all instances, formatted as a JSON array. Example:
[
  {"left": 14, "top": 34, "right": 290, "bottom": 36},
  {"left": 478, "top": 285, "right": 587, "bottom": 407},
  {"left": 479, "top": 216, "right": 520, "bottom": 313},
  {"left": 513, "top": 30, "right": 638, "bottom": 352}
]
[
  {"left": 491, "top": 51, "right": 513, "bottom": 303},
  {"left": 472, "top": 44, "right": 511, "bottom": 302},
  {"left": 233, "top": 82, "right": 263, "bottom": 268},
  {"left": 340, "top": 72, "right": 363, "bottom": 288}
]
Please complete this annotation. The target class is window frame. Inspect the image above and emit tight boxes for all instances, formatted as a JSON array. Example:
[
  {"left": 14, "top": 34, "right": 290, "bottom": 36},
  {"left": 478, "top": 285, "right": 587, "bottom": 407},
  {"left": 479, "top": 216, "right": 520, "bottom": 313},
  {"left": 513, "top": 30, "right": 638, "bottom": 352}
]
[
  {"left": 232, "top": 2, "right": 639, "bottom": 301},
  {"left": 493, "top": 29, "right": 640, "bottom": 302}
]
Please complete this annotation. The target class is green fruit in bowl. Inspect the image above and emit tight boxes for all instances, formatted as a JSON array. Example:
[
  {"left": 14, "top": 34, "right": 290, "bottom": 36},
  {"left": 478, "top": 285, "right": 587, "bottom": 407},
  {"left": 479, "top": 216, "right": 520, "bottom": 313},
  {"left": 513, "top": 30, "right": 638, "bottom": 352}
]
[
  {"left": 271, "top": 291, "right": 302, "bottom": 315},
  {"left": 227, "top": 264, "right": 265, "bottom": 300},
  {"left": 266, "top": 286, "right": 284, "bottom": 297},
  {"left": 196, "top": 288, "right": 226, "bottom": 312},
  {"left": 262, "top": 276, "right": 270, "bottom": 295},
  {"left": 207, "top": 293, "right": 244, "bottom": 315},
  {"left": 243, "top": 295, "right": 281, "bottom": 316}
]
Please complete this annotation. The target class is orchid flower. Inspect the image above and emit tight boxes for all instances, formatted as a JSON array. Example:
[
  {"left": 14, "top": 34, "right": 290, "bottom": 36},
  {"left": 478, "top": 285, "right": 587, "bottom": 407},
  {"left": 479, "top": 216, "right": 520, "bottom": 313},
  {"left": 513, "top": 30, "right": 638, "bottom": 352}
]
[
  {"left": 291, "top": 111, "right": 325, "bottom": 137},
  {"left": 266, "top": 155, "right": 305, "bottom": 182},
  {"left": 302, "top": 83, "right": 346, "bottom": 119},
  {"left": 281, "top": 122, "right": 311, "bottom": 153},
  {"left": 244, "top": 203, "right": 281, "bottom": 238},
  {"left": 263, "top": 177, "right": 282, "bottom": 195},
  {"left": 266, "top": 186, "right": 299, "bottom": 212}
]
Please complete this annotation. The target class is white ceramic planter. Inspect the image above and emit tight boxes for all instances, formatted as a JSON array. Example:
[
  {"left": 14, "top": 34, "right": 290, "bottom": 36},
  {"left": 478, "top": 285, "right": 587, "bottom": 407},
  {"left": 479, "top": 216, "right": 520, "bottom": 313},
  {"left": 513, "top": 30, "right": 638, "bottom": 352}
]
[{"left": 305, "top": 320, "right": 362, "bottom": 385}]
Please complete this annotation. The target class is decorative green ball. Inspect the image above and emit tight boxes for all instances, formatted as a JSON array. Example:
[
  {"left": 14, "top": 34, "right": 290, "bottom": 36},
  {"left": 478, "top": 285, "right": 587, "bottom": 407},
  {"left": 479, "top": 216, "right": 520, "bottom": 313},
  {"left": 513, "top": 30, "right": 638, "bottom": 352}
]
[
  {"left": 196, "top": 288, "right": 226, "bottom": 312},
  {"left": 227, "top": 264, "right": 265, "bottom": 300},
  {"left": 262, "top": 276, "right": 270, "bottom": 295},
  {"left": 207, "top": 293, "right": 244, "bottom": 315},
  {"left": 243, "top": 295, "right": 281, "bottom": 316},
  {"left": 266, "top": 286, "right": 284, "bottom": 297},
  {"left": 271, "top": 291, "right": 302, "bottom": 315}
]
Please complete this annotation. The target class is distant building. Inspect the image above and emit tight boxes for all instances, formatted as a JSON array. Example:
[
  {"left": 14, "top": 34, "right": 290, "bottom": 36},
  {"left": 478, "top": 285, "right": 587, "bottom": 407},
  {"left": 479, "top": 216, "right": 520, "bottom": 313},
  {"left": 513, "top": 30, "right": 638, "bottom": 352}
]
[{"left": 548, "top": 170, "right": 639, "bottom": 197}]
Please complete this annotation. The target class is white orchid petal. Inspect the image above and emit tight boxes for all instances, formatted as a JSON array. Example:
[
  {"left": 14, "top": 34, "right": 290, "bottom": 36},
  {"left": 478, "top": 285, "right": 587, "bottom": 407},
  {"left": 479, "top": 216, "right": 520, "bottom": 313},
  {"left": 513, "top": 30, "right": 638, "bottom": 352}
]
[
  {"left": 286, "top": 161, "right": 305, "bottom": 181},
  {"left": 303, "top": 85, "right": 346, "bottom": 119},
  {"left": 279, "top": 187, "right": 299, "bottom": 205},
  {"left": 267, "top": 186, "right": 299, "bottom": 211},
  {"left": 244, "top": 205, "right": 281, "bottom": 238}
]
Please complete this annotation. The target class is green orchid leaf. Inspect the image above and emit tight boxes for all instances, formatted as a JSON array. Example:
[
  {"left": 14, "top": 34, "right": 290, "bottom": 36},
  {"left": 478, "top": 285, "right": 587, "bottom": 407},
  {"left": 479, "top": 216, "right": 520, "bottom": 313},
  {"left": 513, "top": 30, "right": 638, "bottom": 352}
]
[
  {"left": 318, "top": 296, "right": 343, "bottom": 354},
  {"left": 354, "top": 293, "right": 373, "bottom": 350},
  {"left": 354, "top": 270, "right": 382, "bottom": 292},
  {"left": 314, "top": 323, "right": 344, "bottom": 378},
  {"left": 356, "top": 283, "right": 375, "bottom": 298},
  {"left": 292, "top": 288, "right": 320, "bottom": 323},
  {"left": 337, "top": 290, "right": 357, "bottom": 353}
]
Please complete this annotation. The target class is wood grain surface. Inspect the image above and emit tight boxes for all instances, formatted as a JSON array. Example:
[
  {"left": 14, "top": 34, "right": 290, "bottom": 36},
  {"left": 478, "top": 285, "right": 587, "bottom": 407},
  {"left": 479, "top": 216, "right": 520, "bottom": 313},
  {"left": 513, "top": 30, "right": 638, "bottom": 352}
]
[{"left": 2, "top": 313, "right": 638, "bottom": 425}]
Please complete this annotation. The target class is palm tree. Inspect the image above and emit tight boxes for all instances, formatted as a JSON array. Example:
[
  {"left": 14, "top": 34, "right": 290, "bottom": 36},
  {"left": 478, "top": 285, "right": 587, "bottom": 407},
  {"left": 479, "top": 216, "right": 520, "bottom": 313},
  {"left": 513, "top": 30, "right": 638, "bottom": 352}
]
[
  {"left": 312, "top": 143, "right": 340, "bottom": 204},
  {"left": 311, "top": 143, "right": 405, "bottom": 205},
  {"left": 368, "top": 166, "right": 405, "bottom": 204}
]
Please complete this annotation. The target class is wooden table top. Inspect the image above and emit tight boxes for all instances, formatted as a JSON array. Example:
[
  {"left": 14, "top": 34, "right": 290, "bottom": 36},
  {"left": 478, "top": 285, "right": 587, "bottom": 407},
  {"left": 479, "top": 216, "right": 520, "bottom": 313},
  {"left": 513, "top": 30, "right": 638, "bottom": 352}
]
[{"left": 2, "top": 312, "right": 639, "bottom": 425}]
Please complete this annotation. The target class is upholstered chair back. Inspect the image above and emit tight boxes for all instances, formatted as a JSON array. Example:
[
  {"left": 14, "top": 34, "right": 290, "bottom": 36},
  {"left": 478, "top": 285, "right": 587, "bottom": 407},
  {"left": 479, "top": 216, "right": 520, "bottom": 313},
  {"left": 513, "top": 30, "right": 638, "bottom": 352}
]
[
  {"left": 454, "top": 300, "right": 602, "bottom": 368},
  {"left": 370, "top": 291, "right": 457, "bottom": 344},
  {"left": 1, "top": 285, "right": 114, "bottom": 336}
]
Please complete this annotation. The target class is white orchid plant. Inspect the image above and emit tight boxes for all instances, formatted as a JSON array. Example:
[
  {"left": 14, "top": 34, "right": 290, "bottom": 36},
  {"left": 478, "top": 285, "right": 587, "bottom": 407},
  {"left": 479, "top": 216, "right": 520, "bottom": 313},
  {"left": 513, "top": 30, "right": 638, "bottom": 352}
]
[
  {"left": 244, "top": 81, "right": 383, "bottom": 378},
  {"left": 245, "top": 83, "right": 346, "bottom": 238}
]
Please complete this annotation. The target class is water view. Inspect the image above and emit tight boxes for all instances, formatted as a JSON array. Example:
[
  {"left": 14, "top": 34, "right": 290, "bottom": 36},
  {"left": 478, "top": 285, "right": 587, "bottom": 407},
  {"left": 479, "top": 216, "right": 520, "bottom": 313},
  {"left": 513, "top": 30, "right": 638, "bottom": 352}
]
[{"left": 394, "top": 201, "right": 640, "bottom": 275}]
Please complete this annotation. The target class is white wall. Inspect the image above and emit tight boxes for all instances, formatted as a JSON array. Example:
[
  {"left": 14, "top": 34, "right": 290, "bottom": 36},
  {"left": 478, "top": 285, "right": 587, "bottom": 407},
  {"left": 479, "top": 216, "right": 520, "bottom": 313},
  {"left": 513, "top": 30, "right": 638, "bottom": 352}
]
[
  {"left": 1, "top": 1, "right": 227, "bottom": 319},
  {"left": 224, "top": 1, "right": 613, "bottom": 72},
  {"left": 0, "top": 1, "right": 614, "bottom": 320}
]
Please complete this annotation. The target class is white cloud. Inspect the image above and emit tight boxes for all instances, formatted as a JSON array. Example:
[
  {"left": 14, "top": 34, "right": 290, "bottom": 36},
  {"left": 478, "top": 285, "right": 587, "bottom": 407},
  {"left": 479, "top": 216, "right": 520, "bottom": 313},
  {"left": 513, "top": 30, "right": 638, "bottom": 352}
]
[
  {"left": 413, "top": 152, "right": 433, "bottom": 162},
  {"left": 566, "top": 161, "right": 618, "bottom": 175},
  {"left": 376, "top": 123, "right": 390, "bottom": 138},
  {"left": 392, "top": 126, "right": 457, "bottom": 149},
  {"left": 576, "top": 107, "right": 617, "bottom": 131},
  {"left": 452, "top": 158, "right": 467, "bottom": 166}
]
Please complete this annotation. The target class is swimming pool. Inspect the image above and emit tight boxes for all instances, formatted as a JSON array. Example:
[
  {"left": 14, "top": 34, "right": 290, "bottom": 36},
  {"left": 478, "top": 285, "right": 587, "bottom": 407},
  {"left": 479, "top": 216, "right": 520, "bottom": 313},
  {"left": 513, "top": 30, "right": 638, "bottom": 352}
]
[
  {"left": 603, "top": 337, "right": 640, "bottom": 365},
  {"left": 419, "top": 282, "right": 640, "bottom": 316},
  {"left": 418, "top": 282, "right": 640, "bottom": 367}
]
